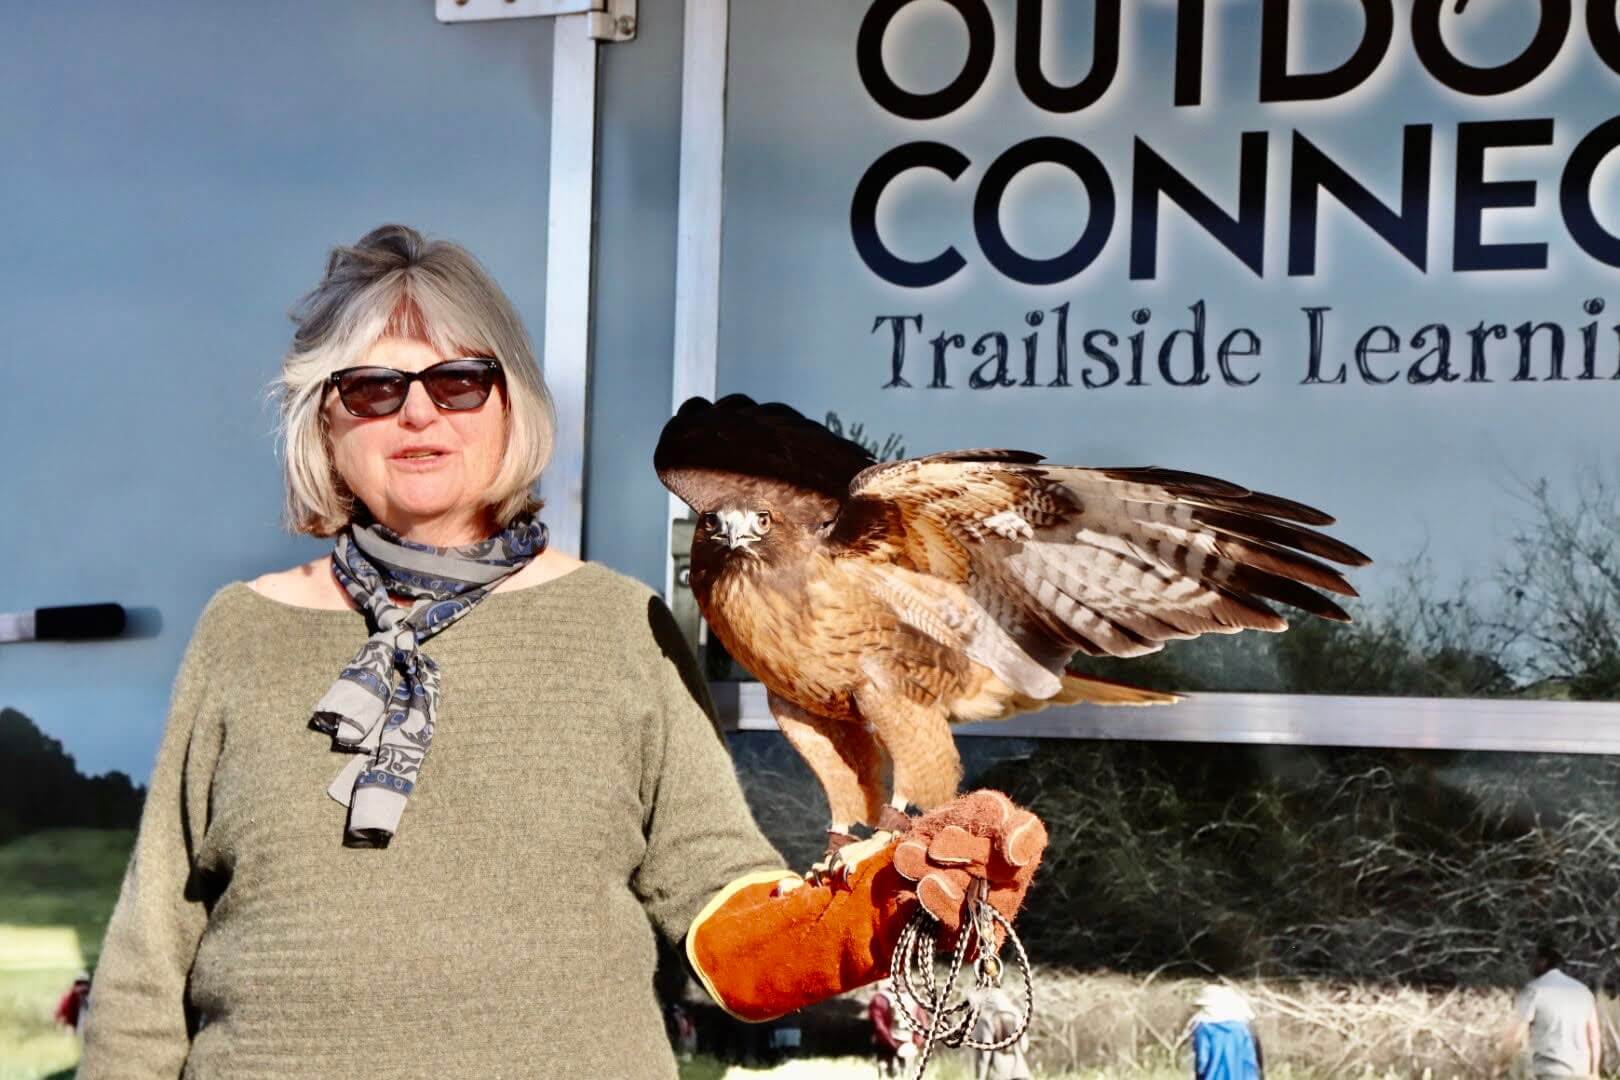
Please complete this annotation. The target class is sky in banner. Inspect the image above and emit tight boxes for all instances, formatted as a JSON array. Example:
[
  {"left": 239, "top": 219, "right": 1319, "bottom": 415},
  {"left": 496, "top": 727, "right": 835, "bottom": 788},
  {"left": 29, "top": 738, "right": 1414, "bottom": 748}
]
[{"left": 717, "top": 0, "right": 1620, "bottom": 611}]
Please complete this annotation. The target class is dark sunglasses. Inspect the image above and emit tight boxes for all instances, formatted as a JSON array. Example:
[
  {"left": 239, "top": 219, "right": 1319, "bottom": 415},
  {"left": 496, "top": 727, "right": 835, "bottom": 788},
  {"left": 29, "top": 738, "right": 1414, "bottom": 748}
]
[{"left": 327, "top": 357, "right": 503, "bottom": 418}]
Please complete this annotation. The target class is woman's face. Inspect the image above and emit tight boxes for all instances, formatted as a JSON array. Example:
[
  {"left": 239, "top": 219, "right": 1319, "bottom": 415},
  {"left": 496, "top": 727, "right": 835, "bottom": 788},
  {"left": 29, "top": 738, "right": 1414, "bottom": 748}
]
[{"left": 325, "top": 336, "right": 508, "bottom": 546}]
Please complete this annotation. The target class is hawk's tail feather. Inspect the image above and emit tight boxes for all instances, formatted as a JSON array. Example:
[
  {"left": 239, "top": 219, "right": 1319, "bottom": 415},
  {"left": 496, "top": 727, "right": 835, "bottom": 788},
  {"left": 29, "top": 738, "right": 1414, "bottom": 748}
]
[{"left": 1001, "top": 672, "right": 1179, "bottom": 716}]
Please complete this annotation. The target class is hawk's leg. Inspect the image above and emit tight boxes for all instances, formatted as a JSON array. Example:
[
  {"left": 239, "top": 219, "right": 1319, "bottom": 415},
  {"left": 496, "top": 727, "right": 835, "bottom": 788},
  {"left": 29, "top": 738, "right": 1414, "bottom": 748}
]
[
  {"left": 804, "top": 678, "right": 963, "bottom": 885},
  {"left": 767, "top": 692, "right": 888, "bottom": 866},
  {"left": 877, "top": 799, "right": 914, "bottom": 834},
  {"left": 817, "top": 798, "right": 917, "bottom": 885},
  {"left": 853, "top": 679, "right": 963, "bottom": 814}
]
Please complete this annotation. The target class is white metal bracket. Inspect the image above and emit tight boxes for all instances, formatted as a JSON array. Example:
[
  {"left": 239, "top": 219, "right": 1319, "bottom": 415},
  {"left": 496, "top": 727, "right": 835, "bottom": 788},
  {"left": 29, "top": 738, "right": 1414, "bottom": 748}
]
[{"left": 436, "top": 0, "right": 637, "bottom": 42}]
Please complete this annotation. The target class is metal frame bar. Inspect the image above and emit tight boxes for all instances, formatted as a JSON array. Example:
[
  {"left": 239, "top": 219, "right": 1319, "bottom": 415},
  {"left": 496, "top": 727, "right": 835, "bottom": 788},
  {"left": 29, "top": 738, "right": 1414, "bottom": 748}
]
[
  {"left": 437, "top": 0, "right": 637, "bottom": 39},
  {"left": 440, "top": 0, "right": 598, "bottom": 18},
  {"left": 665, "top": 0, "right": 729, "bottom": 602},
  {"left": 437, "top": 0, "right": 637, "bottom": 557},
  {"left": 538, "top": 13, "right": 600, "bottom": 557},
  {"left": 712, "top": 682, "right": 1620, "bottom": 756}
]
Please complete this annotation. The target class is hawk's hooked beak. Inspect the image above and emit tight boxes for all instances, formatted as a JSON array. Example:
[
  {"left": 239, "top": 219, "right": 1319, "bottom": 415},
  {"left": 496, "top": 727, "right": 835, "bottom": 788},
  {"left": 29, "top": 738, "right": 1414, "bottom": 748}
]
[{"left": 713, "top": 509, "right": 763, "bottom": 551}]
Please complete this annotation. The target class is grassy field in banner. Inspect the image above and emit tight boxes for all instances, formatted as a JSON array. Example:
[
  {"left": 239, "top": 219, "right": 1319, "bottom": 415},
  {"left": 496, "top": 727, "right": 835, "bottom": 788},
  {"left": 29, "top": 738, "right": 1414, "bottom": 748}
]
[
  {"left": 674, "top": 1056, "right": 1400, "bottom": 1078},
  {"left": 0, "top": 829, "right": 133, "bottom": 1080}
]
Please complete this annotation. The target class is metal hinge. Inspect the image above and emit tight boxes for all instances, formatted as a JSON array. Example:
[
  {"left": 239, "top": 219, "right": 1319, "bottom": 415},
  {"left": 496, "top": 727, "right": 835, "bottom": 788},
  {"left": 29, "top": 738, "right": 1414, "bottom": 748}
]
[{"left": 436, "top": 0, "right": 637, "bottom": 43}]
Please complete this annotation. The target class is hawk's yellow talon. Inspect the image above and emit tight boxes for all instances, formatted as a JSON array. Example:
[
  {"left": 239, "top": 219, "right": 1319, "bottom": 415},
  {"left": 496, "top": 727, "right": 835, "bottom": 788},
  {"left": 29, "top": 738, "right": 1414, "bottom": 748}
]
[{"left": 824, "top": 830, "right": 895, "bottom": 884}]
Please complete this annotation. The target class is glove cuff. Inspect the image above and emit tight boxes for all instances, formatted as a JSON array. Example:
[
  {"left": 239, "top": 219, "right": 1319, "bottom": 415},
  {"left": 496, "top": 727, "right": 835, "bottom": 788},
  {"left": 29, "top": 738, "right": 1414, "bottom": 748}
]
[{"left": 685, "top": 849, "right": 916, "bottom": 1022}]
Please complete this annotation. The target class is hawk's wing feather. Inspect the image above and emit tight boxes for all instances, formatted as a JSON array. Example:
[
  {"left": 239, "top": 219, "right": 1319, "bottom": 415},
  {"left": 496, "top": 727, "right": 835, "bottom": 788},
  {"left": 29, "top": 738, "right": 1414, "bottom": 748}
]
[
  {"left": 1059, "top": 466, "right": 1336, "bottom": 525},
  {"left": 828, "top": 456, "right": 1369, "bottom": 671},
  {"left": 841, "top": 559, "right": 1064, "bottom": 699}
]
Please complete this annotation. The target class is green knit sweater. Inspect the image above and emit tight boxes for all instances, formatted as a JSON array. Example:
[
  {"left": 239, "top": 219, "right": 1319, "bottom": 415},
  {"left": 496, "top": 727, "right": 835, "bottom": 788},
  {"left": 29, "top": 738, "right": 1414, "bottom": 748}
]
[{"left": 78, "top": 563, "right": 784, "bottom": 1079}]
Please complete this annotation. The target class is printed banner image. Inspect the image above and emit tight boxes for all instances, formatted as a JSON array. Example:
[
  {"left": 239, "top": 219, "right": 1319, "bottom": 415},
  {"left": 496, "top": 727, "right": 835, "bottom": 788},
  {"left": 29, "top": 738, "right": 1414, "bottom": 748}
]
[{"left": 716, "top": 0, "right": 1620, "bottom": 701}]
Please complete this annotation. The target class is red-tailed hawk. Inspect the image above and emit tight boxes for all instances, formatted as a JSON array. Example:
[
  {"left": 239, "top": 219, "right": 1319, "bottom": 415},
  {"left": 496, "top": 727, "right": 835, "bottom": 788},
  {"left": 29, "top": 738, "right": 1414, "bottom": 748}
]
[{"left": 656, "top": 395, "right": 1368, "bottom": 855}]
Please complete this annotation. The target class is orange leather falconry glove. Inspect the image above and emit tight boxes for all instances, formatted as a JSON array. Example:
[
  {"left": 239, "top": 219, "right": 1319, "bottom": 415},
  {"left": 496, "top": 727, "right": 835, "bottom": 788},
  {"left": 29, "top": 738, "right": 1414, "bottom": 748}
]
[{"left": 685, "top": 790, "right": 1046, "bottom": 1023}]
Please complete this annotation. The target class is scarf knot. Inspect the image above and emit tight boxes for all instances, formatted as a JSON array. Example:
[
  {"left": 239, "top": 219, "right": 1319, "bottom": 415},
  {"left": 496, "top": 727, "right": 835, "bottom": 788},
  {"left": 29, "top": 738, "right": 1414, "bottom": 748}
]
[
  {"left": 388, "top": 622, "right": 420, "bottom": 668},
  {"left": 308, "top": 512, "right": 547, "bottom": 847}
]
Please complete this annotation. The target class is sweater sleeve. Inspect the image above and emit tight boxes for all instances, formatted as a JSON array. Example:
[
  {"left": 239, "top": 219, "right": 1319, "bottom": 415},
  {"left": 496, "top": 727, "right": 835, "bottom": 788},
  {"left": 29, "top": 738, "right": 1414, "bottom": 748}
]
[
  {"left": 630, "top": 596, "right": 787, "bottom": 945},
  {"left": 78, "top": 591, "right": 230, "bottom": 1080}
]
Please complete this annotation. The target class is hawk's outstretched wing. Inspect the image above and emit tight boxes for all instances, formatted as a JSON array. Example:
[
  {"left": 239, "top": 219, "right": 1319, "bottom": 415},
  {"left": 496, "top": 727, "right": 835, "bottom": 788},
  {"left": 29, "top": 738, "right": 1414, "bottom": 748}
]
[{"left": 825, "top": 451, "right": 1370, "bottom": 678}]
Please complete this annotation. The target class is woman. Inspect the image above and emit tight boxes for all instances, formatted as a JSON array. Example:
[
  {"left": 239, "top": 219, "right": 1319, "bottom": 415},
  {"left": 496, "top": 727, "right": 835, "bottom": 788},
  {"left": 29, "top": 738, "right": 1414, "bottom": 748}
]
[{"left": 78, "top": 225, "right": 1044, "bottom": 1079}]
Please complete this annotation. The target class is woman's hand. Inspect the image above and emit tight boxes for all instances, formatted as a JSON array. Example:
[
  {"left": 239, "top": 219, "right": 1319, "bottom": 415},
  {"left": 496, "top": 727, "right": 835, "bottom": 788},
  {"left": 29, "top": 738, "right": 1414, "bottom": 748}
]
[
  {"left": 686, "top": 789, "right": 1047, "bottom": 1022},
  {"left": 892, "top": 790, "right": 1045, "bottom": 934}
]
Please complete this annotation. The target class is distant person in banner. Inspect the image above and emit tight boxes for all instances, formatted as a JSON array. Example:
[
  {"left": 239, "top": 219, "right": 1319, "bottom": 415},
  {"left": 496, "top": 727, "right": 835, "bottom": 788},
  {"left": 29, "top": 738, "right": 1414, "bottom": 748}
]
[
  {"left": 1188, "top": 984, "right": 1263, "bottom": 1080},
  {"left": 967, "top": 983, "right": 1031, "bottom": 1080},
  {"left": 667, "top": 1002, "right": 697, "bottom": 1062},
  {"left": 765, "top": 1018, "right": 802, "bottom": 1062},
  {"left": 1500, "top": 937, "right": 1601, "bottom": 1079},
  {"left": 77, "top": 225, "right": 1044, "bottom": 1079},
  {"left": 53, "top": 971, "right": 91, "bottom": 1036},
  {"left": 870, "top": 979, "right": 919, "bottom": 1077}
]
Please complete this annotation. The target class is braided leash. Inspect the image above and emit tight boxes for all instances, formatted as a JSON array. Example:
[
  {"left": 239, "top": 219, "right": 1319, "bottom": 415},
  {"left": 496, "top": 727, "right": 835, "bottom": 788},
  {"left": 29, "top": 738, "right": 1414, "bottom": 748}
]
[{"left": 889, "top": 879, "right": 1034, "bottom": 1078}]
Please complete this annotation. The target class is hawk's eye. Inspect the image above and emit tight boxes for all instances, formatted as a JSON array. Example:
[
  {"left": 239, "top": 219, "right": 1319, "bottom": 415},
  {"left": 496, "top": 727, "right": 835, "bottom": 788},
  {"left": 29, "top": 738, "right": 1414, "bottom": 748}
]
[
  {"left": 699, "top": 512, "right": 719, "bottom": 531},
  {"left": 753, "top": 511, "right": 772, "bottom": 534}
]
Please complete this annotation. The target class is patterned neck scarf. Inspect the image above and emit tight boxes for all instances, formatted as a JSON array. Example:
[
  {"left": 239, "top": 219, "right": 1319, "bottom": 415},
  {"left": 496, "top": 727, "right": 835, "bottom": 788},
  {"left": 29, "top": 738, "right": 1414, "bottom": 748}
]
[{"left": 309, "top": 510, "right": 548, "bottom": 847}]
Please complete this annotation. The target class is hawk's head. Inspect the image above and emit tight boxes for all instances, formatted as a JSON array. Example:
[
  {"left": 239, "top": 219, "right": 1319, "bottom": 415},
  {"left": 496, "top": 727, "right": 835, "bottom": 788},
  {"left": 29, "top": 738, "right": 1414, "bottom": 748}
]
[
  {"left": 656, "top": 394, "right": 876, "bottom": 587},
  {"left": 684, "top": 476, "right": 834, "bottom": 588},
  {"left": 685, "top": 475, "right": 830, "bottom": 551},
  {"left": 698, "top": 507, "right": 774, "bottom": 555}
]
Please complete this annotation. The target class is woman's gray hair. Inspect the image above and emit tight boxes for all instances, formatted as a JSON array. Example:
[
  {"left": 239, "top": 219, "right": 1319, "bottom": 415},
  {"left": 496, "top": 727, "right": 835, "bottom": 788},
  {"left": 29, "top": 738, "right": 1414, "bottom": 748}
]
[{"left": 274, "top": 224, "right": 555, "bottom": 537}]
